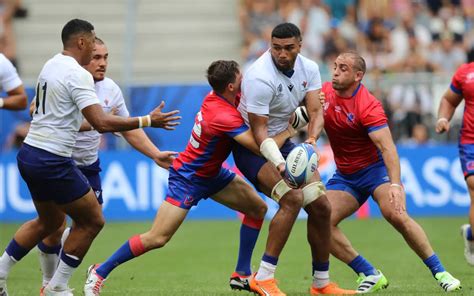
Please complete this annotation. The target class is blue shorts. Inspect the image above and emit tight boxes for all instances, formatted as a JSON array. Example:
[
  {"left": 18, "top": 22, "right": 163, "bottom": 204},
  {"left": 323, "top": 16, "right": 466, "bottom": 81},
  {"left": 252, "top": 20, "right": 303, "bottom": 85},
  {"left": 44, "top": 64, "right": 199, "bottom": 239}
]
[
  {"left": 17, "top": 144, "right": 91, "bottom": 204},
  {"left": 326, "top": 161, "right": 389, "bottom": 205},
  {"left": 232, "top": 140, "right": 296, "bottom": 189},
  {"left": 459, "top": 143, "right": 474, "bottom": 179},
  {"left": 78, "top": 159, "right": 103, "bottom": 204},
  {"left": 166, "top": 166, "right": 236, "bottom": 209}
]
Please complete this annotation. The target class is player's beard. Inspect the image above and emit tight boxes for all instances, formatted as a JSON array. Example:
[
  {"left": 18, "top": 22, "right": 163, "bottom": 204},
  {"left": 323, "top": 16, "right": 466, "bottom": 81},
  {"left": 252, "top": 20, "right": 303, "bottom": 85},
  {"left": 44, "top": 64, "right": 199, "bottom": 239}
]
[{"left": 272, "top": 56, "right": 294, "bottom": 72}]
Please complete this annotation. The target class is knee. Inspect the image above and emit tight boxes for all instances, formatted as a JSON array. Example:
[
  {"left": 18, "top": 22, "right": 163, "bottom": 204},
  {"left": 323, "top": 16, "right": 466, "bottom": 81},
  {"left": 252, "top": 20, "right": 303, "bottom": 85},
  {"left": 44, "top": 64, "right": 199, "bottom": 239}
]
[
  {"left": 280, "top": 190, "right": 304, "bottom": 211},
  {"left": 307, "top": 196, "right": 332, "bottom": 220},
  {"left": 251, "top": 202, "right": 267, "bottom": 220},
  {"left": 142, "top": 232, "right": 171, "bottom": 250},
  {"left": 383, "top": 210, "right": 409, "bottom": 229},
  {"left": 82, "top": 214, "right": 105, "bottom": 237},
  {"left": 37, "top": 217, "right": 65, "bottom": 237}
]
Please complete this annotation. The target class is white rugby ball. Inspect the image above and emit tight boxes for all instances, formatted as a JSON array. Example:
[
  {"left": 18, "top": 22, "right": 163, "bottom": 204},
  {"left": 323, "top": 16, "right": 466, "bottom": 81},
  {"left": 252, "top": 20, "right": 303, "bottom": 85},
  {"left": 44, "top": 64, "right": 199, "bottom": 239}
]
[{"left": 285, "top": 143, "right": 318, "bottom": 188}]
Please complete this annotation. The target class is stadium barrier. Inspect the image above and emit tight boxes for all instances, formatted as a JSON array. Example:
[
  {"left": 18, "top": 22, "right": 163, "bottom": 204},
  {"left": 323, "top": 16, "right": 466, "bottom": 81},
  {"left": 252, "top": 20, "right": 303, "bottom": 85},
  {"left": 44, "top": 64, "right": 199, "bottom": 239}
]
[{"left": 0, "top": 144, "right": 469, "bottom": 222}]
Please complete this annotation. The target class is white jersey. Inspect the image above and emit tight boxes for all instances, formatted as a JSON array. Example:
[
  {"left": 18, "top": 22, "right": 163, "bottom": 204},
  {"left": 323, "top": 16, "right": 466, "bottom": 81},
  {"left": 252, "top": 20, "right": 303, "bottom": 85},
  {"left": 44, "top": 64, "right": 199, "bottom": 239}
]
[
  {"left": 0, "top": 53, "right": 22, "bottom": 91},
  {"left": 239, "top": 50, "right": 321, "bottom": 136},
  {"left": 73, "top": 77, "right": 130, "bottom": 167},
  {"left": 24, "top": 54, "right": 100, "bottom": 157}
]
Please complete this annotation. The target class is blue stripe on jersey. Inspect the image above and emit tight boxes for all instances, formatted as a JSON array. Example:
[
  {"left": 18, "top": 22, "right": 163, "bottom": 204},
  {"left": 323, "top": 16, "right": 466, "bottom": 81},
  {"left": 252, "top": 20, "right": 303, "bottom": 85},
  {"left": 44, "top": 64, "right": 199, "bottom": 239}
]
[
  {"left": 177, "top": 136, "right": 222, "bottom": 178},
  {"left": 351, "top": 83, "right": 362, "bottom": 97},
  {"left": 450, "top": 83, "right": 462, "bottom": 94},
  {"left": 225, "top": 123, "right": 249, "bottom": 138},
  {"left": 367, "top": 123, "right": 388, "bottom": 133}
]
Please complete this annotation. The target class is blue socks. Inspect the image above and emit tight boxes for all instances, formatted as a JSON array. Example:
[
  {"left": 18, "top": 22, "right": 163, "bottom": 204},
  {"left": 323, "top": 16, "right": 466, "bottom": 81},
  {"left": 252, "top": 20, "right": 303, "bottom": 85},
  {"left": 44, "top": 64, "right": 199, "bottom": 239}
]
[
  {"left": 235, "top": 224, "right": 261, "bottom": 275},
  {"left": 96, "top": 239, "right": 137, "bottom": 278},
  {"left": 5, "top": 239, "right": 29, "bottom": 261},
  {"left": 348, "top": 255, "right": 377, "bottom": 276},
  {"left": 38, "top": 241, "right": 61, "bottom": 255},
  {"left": 423, "top": 253, "right": 445, "bottom": 276}
]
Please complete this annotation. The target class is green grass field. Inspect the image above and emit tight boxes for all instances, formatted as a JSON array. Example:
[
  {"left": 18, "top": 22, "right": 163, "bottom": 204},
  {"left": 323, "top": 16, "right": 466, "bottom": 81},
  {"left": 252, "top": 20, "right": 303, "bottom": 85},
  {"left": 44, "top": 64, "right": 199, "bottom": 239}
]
[{"left": 1, "top": 217, "right": 473, "bottom": 295}]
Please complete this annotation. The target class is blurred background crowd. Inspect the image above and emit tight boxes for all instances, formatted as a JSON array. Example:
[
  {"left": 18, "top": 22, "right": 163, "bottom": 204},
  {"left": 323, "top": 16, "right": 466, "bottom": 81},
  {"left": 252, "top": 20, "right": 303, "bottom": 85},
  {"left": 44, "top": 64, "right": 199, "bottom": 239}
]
[{"left": 1, "top": 0, "right": 474, "bottom": 150}]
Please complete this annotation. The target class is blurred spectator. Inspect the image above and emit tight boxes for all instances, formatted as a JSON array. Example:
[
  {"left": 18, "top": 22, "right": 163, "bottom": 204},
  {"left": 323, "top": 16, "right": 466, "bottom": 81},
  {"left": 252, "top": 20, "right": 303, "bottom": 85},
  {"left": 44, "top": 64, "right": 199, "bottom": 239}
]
[
  {"left": 429, "top": 31, "right": 467, "bottom": 73},
  {"left": 285, "top": 0, "right": 330, "bottom": 61},
  {"left": 323, "top": 0, "right": 355, "bottom": 21},
  {"left": 239, "top": 0, "right": 282, "bottom": 66},
  {"left": 388, "top": 79, "right": 433, "bottom": 140},
  {"left": 390, "top": 12, "right": 432, "bottom": 67},
  {"left": 360, "top": 17, "right": 393, "bottom": 71},
  {"left": 401, "top": 123, "right": 435, "bottom": 146}
]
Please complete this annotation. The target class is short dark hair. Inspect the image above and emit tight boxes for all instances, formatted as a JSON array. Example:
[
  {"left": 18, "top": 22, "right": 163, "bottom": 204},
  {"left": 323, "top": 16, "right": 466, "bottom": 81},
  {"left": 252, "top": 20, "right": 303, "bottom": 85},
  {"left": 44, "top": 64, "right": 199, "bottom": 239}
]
[
  {"left": 61, "top": 19, "right": 94, "bottom": 47},
  {"left": 271, "top": 23, "right": 301, "bottom": 40},
  {"left": 206, "top": 60, "right": 240, "bottom": 93},
  {"left": 340, "top": 51, "right": 366, "bottom": 74}
]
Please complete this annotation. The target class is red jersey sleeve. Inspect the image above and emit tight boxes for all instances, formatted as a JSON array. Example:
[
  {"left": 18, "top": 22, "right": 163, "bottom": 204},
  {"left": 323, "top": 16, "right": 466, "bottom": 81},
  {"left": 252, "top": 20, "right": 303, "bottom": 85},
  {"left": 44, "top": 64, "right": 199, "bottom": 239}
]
[{"left": 359, "top": 95, "right": 388, "bottom": 132}]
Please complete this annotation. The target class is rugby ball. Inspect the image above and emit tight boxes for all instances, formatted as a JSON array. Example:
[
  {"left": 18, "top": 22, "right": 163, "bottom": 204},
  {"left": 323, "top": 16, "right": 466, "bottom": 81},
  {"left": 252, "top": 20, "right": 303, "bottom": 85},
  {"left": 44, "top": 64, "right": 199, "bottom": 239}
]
[{"left": 285, "top": 143, "right": 318, "bottom": 188}]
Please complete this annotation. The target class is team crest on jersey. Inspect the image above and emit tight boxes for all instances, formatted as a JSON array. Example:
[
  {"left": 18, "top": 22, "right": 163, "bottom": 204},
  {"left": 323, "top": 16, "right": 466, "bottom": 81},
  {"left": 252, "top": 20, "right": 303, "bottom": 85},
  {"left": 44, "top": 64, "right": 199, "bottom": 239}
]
[
  {"left": 346, "top": 112, "right": 355, "bottom": 124},
  {"left": 467, "top": 161, "right": 474, "bottom": 171},
  {"left": 288, "top": 84, "right": 294, "bottom": 92},
  {"left": 302, "top": 81, "right": 307, "bottom": 88},
  {"left": 184, "top": 195, "right": 195, "bottom": 206},
  {"left": 277, "top": 84, "right": 283, "bottom": 93}
]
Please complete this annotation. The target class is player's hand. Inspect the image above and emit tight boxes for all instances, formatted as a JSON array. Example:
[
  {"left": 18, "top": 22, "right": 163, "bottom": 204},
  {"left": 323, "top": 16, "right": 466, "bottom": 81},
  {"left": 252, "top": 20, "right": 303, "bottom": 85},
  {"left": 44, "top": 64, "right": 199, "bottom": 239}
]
[
  {"left": 319, "top": 92, "right": 326, "bottom": 106},
  {"left": 435, "top": 118, "right": 450, "bottom": 134},
  {"left": 389, "top": 184, "right": 406, "bottom": 214},
  {"left": 304, "top": 137, "right": 320, "bottom": 165},
  {"left": 153, "top": 151, "right": 178, "bottom": 169},
  {"left": 149, "top": 101, "right": 181, "bottom": 130},
  {"left": 277, "top": 163, "right": 286, "bottom": 177}
]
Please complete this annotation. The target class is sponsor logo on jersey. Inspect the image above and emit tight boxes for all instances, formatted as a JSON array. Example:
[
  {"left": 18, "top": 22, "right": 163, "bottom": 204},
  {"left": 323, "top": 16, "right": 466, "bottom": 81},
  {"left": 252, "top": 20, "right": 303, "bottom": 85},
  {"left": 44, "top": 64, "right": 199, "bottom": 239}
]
[
  {"left": 288, "top": 84, "right": 294, "bottom": 92},
  {"left": 335, "top": 106, "right": 341, "bottom": 113}
]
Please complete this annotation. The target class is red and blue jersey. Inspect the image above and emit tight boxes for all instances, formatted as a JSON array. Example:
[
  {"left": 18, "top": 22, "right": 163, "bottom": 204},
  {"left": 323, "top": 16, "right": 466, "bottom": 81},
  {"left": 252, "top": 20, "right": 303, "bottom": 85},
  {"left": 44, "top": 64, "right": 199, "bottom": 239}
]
[
  {"left": 322, "top": 82, "right": 388, "bottom": 174},
  {"left": 450, "top": 63, "right": 474, "bottom": 144},
  {"left": 172, "top": 91, "right": 248, "bottom": 178}
]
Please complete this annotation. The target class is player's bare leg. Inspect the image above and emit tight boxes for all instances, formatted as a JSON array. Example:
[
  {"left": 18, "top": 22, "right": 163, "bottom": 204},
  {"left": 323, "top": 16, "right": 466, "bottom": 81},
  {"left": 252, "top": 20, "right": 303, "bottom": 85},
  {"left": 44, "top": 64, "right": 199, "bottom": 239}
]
[
  {"left": 373, "top": 183, "right": 461, "bottom": 291},
  {"left": 327, "top": 189, "right": 387, "bottom": 293},
  {"left": 212, "top": 175, "right": 268, "bottom": 291},
  {"left": 461, "top": 176, "right": 474, "bottom": 265},
  {"left": 85, "top": 200, "right": 189, "bottom": 296}
]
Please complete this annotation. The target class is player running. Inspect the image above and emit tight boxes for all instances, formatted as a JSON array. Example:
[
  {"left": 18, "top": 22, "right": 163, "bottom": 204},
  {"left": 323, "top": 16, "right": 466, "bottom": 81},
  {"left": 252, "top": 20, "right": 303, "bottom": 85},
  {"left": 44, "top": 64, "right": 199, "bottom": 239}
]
[
  {"left": 435, "top": 60, "right": 474, "bottom": 268},
  {"left": 36, "top": 36, "right": 177, "bottom": 295},
  {"left": 0, "top": 19, "right": 180, "bottom": 296},
  {"left": 321, "top": 51, "right": 461, "bottom": 293}
]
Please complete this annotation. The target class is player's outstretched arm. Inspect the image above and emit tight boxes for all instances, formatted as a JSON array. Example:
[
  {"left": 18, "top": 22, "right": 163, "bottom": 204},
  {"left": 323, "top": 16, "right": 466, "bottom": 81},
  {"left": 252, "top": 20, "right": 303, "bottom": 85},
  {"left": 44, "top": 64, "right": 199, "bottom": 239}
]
[
  {"left": 369, "top": 126, "right": 405, "bottom": 214},
  {"left": 436, "top": 88, "right": 463, "bottom": 134},
  {"left": 121, "top": 129, "right": 177, "bottom": 169},
  {"left": 1, "top": 85, "right": 27, "bottom": 110},
  {"left": 81, "top": 101, "right": 181, "bottom": 133},
  {"left": 304, "top": 89, "right": 323, "bottom": 144}
]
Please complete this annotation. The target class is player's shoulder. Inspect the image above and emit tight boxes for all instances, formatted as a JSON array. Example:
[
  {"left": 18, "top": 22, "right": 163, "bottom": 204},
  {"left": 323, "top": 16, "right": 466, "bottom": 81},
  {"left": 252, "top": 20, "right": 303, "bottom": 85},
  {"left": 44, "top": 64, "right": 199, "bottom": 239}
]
[
  {"left": 296, "top": 54, "right": 320, "bottom": 73},
  {"left": 456, "top": 62, "right": 474, "bottom": 75},
  {"left": 0, "top": 53, "right": 11, "bottom": 66},
  {"left": 97, "top": 77, "right": 120, "bottom": 90},
  {"left": 244, "top": 51, "right": 274, "bottom": 80}
]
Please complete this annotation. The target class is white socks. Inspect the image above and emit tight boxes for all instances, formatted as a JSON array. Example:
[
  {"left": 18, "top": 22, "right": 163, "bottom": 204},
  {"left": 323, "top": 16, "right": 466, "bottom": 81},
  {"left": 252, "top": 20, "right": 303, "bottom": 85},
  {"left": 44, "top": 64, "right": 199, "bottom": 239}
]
[
  {"left": 0, "top": 252, "right": 16, "bottom": 279},
  {"left": 47, "top": 255, "right": 78, "bottom": 290},
  {"left": 38, "top": 249, "right": 59, "bottom": 287},
  {"left": 255, "top": 260, "right": 277, "bottom": 281},
  {"left": 313, "top": 270, "right": 330, "bottom": 288}
]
